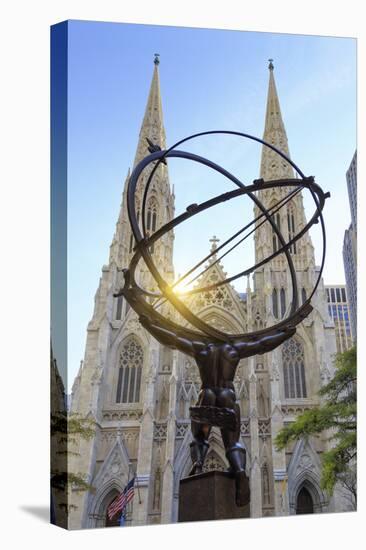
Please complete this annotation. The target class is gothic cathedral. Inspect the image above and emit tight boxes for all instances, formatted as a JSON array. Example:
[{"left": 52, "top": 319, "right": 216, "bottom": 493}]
[{"left": 69, "top": 58, "right": 349, "bottom": 529}]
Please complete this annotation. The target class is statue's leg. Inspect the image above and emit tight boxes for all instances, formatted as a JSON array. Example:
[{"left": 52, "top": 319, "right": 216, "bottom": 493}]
[
  {"left": 217, "top": 389, "right": 249, "bottom": 507},
  {"left": 188, "top": 388, "right": 215, "bottom": 476}
]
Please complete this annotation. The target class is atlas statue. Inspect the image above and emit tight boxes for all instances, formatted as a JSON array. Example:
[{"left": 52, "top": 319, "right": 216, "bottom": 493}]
[{"left": 115, "top": 130, "right": 329, "bottom": 508}]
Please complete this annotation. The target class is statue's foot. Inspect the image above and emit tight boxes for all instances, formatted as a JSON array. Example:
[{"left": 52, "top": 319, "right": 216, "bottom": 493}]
[{"left": 235, "top": 471, "right": 250, "bottom": 507}]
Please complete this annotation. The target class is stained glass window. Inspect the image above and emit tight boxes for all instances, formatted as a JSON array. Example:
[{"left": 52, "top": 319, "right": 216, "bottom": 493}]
[
  {"left": 146, "top": 200, "right": 157, "bottom": 253},
  {"left": 287, "top": 207, "right": 297, "bottom": 254},
  {"left": 272, "top": 212, "right": 281, "bottom": 253},
  {"left": 262, "top": 463, "right": 271, "bottom": 505},
  {"left": 280, "top": 288, "right": 286, "bottom": 317},
  {"left": 116, "top": 338, "right": 143, "bottom": 403},
  {"left": 282, "top": 338, "right": 307, "bottom": 399},
  {"left": 272, "top": 288, "right": 278, "bottom": 318}
]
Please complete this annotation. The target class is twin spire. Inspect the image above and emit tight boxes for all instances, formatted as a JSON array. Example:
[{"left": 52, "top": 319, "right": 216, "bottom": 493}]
[
  {"left": 133, "top": 55, "right": 291, "bottom": 183},
  {"left": 260, "top": 58, "right": 294, "bottom": 181},
  {"left": 112, "top": 55, "right": 303, "bottom": 272},
  {"left": 133, "top": 54, "right": 166, "bottom": 168}
]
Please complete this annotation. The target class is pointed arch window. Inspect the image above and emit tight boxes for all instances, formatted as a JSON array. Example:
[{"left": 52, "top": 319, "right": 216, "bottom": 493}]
[
  {"left": 282, "top": 338, "right": 307, "bottom": 399},
  {"left": 115, "top": 296, "right": 123, "bottom": 320},
  {"left": 272, "top": 288, "right": 286, "bottom": 319},
  {"left": 147, "top": 202, "right": 157, "bottom": 232},
  {"left": 272, "top": 288, "right": 278, "bottom": 318},
  {"left": 115, "top": 296, "right": 130, "bottom": 320},
  {"left": 146, "top": 199, "right": 157, "bottom": 253},
  {"left": 116, "top": 338, "right": 143, "bottom": 403},
  {"left": 271, "top": 212, "right": 281, "bottom": 254},
  {"left": 280, "top": 288, "right": 286, "bottom": 317},
  {"left": 287, "top": 206, "right": 297, "bottom": 254},
  {"left": 261, "top": 463, "right": 271, "bottom": 505},
  {"left": 301, "top": 287, "right": 307, "bottom": 305}
]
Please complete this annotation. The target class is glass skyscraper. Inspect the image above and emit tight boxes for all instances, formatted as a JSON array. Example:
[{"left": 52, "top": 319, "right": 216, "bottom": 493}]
[
  {"left": 325, "top": 285, "right": 353, "bottom": 353},
  {"left": 343, "top": 151, "right": 357, "bottom": 341}
]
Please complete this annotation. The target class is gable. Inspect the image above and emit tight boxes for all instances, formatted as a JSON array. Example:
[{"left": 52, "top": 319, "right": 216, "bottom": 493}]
[
  {"left": 92, "top": 436, "right": 130, "bottom": 487},
  {"left": 185, "top": 260, "right": 247, "bottom": 332}
]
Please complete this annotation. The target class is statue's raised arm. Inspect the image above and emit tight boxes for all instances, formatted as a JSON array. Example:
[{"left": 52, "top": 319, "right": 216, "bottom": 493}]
[
  {"left": 139, "top": 314, "right": 202, "bottom": 357},
  {"left": 234, "top": 327, "right": 296, "bottom": 359}
]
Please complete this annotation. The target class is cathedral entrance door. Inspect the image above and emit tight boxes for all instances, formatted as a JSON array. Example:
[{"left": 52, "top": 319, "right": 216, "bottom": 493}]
[{"left": 296, "top": 486, "right": 314, "bottom": 514}]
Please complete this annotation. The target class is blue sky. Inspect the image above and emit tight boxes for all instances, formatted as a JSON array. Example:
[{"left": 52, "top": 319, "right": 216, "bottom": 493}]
[{"left": 66, "top": 20, "right": 356, "bottom": 390}]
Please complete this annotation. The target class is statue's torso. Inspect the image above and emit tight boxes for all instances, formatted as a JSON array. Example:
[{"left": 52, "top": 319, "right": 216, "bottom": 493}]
[{"left": 195, "top": 343, "right": 240, "bottom": 388}]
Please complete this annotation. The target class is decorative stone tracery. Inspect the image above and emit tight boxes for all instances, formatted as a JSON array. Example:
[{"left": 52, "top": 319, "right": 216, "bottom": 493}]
[
  {"left": 203, "top": 453, "right": 226, "bottom": 473},
  {"left": 116, "top": 338, "right": 143, "bottom": 403},
  {"left": 282, "top": 338, "right": 307, "bottom": 399},
  {"left": 191, "top": 270, "right": 234, "bottom": 312}
]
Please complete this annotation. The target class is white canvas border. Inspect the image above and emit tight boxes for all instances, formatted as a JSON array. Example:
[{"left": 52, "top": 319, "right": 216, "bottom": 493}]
[{"left": 0, "top": 1, "right": 364, "bottom": 549}]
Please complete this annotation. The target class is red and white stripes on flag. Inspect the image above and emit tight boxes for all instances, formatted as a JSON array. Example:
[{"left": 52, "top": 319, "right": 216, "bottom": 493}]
[{"left": 107, "top": 477, "right": 135, "bottom": 520}]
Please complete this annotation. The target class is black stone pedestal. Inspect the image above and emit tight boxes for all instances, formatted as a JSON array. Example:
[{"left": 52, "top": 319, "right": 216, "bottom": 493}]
[{"left": 178, "top": 470, "right": 250, "bottom": 522}]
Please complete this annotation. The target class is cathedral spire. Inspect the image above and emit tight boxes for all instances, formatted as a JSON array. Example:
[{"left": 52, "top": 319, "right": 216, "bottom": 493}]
[
  {"left": 109, "top": 57, "right": 174, "bottom": 280},
  {"left": 260, "top": 60, "right": 294, "bottom": 181},
  {"left": 133, "top": 55, "right": 166, "bottom": 167},
  {"left": 254, "top": 62, "right": 315, "bottom": 270}
]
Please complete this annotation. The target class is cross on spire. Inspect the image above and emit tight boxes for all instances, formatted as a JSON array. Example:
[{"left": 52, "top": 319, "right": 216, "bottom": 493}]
[
  {"left": 209, "top": 235, "right": 220, "bottom": 254},
  {"left": 132, "top": 54, "right": 166, "bottom": 167},
  {"left": 260, "top": 57, "right": 293, "bottom": 181},
  {"left": 154, "top": 53, "right": 160, "bottom": 65}
]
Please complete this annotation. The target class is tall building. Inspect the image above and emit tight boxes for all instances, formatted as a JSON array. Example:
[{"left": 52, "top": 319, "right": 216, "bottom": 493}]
[
  {"left": 347, "top": 151, "right": 357, "bottom": 233},
  {"left": 69, "top": 59, "right": 348, "bottom": 529},
  {"left": 325, "top": 285, "right": 353, "bottom": 353},
  {"left": 343, "top": 151, "right": 357, "bottom": 341}
]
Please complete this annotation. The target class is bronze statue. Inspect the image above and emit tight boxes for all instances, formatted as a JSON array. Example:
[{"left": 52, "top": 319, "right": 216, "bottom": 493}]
[{"left": 138, "top": 313, "right": 295, "bottom": 506}]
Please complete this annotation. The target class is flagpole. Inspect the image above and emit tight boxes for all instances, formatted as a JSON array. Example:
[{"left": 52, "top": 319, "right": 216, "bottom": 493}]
[
  {"left": 131, "top": 460, "right": 142, "bottom": 504},
  {"left": 116, "top": 461, "right": 132, "bottom": 527}
]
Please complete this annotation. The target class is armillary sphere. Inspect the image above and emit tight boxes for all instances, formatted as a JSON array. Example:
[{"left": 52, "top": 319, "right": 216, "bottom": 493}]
[{"left": 116, "top": 130, "right": 329, "bottom": 346}]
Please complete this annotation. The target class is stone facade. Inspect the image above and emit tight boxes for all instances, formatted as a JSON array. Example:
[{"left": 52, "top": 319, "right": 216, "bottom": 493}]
[{"left": 68, "top": 60, "right": 350, "bottom": 529}]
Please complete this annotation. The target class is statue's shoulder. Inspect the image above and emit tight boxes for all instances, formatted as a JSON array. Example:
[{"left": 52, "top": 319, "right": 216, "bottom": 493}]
[{"left": 215, "top": 344, "right": 238, "bottom": 363}]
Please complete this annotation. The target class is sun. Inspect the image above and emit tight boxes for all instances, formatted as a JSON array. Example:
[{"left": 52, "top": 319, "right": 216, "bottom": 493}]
[{"left": 171, "top": 278, "right": 196, "bottom": 296}]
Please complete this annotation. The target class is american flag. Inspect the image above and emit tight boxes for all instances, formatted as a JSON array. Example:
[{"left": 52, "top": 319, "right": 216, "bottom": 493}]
[{"left": 107, "top": 477, "right": 135, "bottom": 520}]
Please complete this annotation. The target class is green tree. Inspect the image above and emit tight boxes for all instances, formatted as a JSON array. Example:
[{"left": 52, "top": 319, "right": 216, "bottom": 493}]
[
  {"left": 275, "top": 346, "right": 356, "bottom": 506},
  {"left": 51, "top": 350, "right": 96, "bottom": 525},
  {"left": 51, "top": 411, "right": 95, "bottom": 494}
]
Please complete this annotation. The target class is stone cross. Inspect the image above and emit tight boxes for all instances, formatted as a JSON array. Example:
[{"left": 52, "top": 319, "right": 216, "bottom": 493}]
[{"left": 209, "top": 235, "right": 220, "bottom": 255}]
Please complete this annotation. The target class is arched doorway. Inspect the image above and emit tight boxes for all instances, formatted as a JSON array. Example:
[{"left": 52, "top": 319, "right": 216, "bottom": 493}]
[
  {"left": 105, "top": 510, "right": 121, "bottom": 527},
  {"left": 296, "top": 486, "right": 314, "bottom": 514},
  {"left": 103, "top": 490, "right": 122, "bottom": 527}
]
